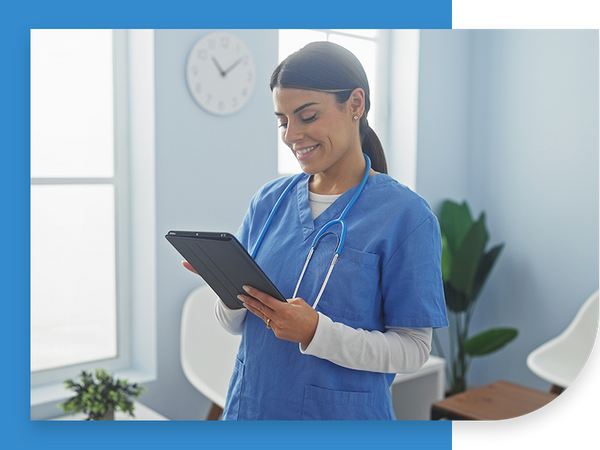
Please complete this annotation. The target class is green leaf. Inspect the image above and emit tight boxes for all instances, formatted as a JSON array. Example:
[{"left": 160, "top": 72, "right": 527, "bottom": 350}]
[
  {"left": 471, "top": 243, "right": 504, "bottom": 301},
  {"left": 443, "top": 281, "right": 471, "bottom": 313},
  {"left": 438, "top": 200, "right": 473, "bottom": 254},
  {"left": 60, "top": 367, "right": 145, "bottom": 418},
  {"left": 448, "top": 213, "right": 488, "bottom": 295},
  {"left": 464, "top": 328, "right": 518, "bottom": 356}
]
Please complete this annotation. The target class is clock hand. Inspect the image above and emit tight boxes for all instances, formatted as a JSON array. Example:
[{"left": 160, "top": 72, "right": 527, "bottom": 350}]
[
  {"left": 222, "top": 57, "right": 244, "bottom": 77},
  {"left": 211, "top": 57, "right": 226, "bottom": 77}
]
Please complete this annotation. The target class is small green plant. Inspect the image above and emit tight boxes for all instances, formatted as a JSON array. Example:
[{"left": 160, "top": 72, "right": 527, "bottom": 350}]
[
  {"left": 60, "top": 368, "right": 146, "bottom": 420},
  {"left": 434, "top": 200, "right": 518, "bottom": 395}
]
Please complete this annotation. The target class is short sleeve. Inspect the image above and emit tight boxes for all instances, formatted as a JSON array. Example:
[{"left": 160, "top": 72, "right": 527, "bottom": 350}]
[
  {"left": 382, "top": 215, "right": 449, "bottom": 329},
  {"left": 235, "top": 188, "right": 262, "bottom": 253},
  {"left": 235, "top": 176, "right": 298, "bottom": 254}
]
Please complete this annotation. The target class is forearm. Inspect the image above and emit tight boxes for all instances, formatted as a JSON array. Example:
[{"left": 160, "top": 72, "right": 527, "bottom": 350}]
[{"left": 300, "top": 312, "right": 432, "bottom": 373}]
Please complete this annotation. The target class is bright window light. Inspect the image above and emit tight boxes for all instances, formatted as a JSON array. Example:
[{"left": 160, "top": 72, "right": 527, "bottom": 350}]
[
  {"left": 30, "top": 184, "right": 117, "bottom": 371},
  {"left": 30, "top": 29, "right": 122, "bottom": 375},
  {"left": 31, "top": 30, "right": 114, "bottom": 178}
]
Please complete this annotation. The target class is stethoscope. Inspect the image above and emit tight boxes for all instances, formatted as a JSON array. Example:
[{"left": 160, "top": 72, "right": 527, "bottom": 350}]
[{"left": 251, "top": 153, "right": 371, "bottom": 309}]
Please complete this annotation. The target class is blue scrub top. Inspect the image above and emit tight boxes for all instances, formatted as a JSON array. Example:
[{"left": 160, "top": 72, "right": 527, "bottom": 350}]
[{"left": 223, "top": 173, "right": 448, "bottom": 420}]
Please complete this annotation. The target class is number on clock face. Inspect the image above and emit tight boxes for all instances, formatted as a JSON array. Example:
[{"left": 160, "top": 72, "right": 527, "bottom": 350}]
[{"left": 186, "top": 32, "right": 256, "bottom": 116}]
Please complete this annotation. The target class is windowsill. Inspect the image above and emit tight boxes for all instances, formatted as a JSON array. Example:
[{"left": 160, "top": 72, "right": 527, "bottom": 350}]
[
  {"left": 31, "top": 368, "right": 156, "bottom": 407},
  {"left": 51, "top": 401, "right": 167, "bottom": 420}
]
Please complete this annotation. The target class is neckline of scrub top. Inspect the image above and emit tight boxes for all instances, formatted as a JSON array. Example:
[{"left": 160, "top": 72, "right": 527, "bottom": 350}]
[
  {"left": 295, "top": 173, "right": 388, "bottom": 241},
  {"left": 308, "top": 191, "right": 342, "bottom": 220}
]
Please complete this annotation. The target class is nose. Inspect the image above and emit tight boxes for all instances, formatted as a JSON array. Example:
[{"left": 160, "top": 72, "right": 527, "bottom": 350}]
[{"left": 283, "top": 121, "right": 302, "bottom": 145}]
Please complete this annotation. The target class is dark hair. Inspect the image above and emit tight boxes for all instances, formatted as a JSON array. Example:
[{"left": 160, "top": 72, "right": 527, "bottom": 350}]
[{"left": 270, "top": 41, "right": 388, "bottom": 174}]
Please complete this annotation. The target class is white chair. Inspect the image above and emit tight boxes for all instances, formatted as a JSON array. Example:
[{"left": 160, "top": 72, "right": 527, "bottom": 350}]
[
  {"left": 527, "top": 290, "right": 599, "bottom": 394},
  {"left": 181, "top": 285, "right": 241, "bottom": 419}
]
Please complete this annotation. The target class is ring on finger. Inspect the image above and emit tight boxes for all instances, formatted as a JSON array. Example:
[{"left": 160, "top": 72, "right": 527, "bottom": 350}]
[{"left": 266, "top": 318, "right": 271, "bottom": 329}]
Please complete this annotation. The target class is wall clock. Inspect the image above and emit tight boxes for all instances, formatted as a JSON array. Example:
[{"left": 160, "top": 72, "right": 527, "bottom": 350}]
[{"left": 186, "top": 31, "right": 256, "bottom": 116}]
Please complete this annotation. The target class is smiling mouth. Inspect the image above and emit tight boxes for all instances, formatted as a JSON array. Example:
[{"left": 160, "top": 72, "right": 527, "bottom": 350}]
[{"left": 295, "top": 145, "right": 318, "bottom": 156}]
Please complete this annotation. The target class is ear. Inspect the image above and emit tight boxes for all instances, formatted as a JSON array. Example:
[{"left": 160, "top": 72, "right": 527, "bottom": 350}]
[{"left": 348, "top": 88, "right": 366, "bottom": 119}]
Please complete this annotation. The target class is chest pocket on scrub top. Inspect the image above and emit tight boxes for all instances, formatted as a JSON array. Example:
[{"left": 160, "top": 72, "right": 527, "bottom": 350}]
[{"left": 306, "top": 232, "right": 380, "bottom": 323}]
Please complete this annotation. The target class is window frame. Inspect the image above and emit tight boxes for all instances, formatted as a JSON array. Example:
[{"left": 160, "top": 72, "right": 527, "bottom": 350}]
[{"left": 30, "top": 29, "right": 131, "bottom": 387}]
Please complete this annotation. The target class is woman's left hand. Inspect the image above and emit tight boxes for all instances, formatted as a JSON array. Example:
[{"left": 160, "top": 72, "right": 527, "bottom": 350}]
[{"left": 239, "top": 285, "right": 319, "bottom": 345}]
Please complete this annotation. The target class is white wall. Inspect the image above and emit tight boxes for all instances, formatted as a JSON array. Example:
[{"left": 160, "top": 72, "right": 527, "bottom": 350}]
[
  {"left": 140, "top": 29, "right": 279, "bottom": 419},
  {"left": 416, "top": 30, "right": 599, "bottom": 390}
]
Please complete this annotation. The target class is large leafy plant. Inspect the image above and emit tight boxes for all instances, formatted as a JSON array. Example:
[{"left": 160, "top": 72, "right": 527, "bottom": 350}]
[
  {"left": 60, "top": 368, "right": 146, "bottom": 420},
  {"left": 435, "top": 200, "right": 517, "bottom": 395}
]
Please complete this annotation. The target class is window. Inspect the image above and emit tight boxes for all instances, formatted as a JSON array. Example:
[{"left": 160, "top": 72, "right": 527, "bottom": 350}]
[
  {"left": 276, "top": 30, "right": 389, "bottom": 174},
  {"left": 30, "top": 30, "right": 130, "bottom": 385}
]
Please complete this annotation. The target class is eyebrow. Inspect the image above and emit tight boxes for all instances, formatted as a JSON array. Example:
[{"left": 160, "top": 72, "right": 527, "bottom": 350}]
[{"left": 274, "top": 102, "right": 319, "bottom": 117}]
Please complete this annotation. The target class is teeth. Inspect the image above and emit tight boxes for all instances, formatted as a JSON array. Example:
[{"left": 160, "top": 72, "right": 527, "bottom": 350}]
[{"left": 297, "top": 145, "right": 317, "bottom": 155}]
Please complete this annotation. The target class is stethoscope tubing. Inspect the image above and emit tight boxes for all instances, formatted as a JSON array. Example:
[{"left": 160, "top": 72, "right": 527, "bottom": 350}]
[
  {"left": 252, "top": 153, "right": 372, "bottom": 309},
  {"left": 250, "top": 172, "right": 305, "bottom": 259}
]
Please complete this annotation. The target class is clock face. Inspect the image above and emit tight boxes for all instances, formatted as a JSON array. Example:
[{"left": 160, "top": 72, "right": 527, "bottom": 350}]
[{"left": 186, "top": 32, "right": 256, "bottom": 116}]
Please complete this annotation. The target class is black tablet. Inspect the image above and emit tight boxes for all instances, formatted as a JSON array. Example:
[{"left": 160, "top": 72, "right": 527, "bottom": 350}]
[{"left": 165, "top": 231, "right": 287, "bottom": 309}]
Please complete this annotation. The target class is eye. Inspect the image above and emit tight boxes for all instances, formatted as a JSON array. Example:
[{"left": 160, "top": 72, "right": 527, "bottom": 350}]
[
  {"left": 278, "top": 122, "right": 288, "bottom": 129},
  {"left": 301, "top": 113, "right": 317, "bottom": 123}
]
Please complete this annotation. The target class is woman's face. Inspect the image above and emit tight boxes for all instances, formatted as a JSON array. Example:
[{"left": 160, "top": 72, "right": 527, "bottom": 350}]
[{"left": 273, "top": 87, "right": 363, "bottom": 178}]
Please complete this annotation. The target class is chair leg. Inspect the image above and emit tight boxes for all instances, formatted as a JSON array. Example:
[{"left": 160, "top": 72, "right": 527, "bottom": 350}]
[
  {"left": 206, "top": 402, "right": 224, "bottom": 420},
  {"left": 550, "top": 384, "right": 564, "bottom": 395}
]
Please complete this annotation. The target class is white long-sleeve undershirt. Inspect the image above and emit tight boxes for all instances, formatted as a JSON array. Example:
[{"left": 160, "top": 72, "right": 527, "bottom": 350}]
[{"left": 214, "top": 299, "right": 432, "bottom": 374}]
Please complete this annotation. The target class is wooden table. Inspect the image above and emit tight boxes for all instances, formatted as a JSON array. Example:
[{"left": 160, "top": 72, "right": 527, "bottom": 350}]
[{"left": 431, "top": 380, "right": 558, "bottom": 420}]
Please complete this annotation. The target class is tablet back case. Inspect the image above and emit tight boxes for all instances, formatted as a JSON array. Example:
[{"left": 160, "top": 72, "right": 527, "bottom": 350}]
[{"left": 166, "top": 231, "right": 286, "bottom": 309}]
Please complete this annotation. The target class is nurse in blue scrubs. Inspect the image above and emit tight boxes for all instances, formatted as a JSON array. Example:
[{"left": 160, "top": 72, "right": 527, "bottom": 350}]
[{"left": 187, "top": 41, "right": 448, "bottom": 420}]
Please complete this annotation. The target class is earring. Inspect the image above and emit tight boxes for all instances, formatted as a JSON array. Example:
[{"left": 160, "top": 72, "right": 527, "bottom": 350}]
[{"left": 353, "top": 115, "right": 359, "bottom": 121}]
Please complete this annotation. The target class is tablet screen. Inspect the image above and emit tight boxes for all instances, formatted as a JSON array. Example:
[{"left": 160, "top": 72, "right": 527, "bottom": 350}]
[{"left": 166, "top": 231, "right": 287, "bottom": 309}]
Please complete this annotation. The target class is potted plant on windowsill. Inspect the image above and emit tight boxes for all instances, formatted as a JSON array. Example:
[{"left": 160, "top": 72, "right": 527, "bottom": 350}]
[
  {"left": 60, "top": 368, "right": 146, "bottom": 420},
  {"left": 434, "top": 200, "right": 518, "bottom": 395}
]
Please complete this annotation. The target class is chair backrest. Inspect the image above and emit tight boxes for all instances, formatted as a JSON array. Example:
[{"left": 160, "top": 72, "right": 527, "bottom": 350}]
[
  {"left": 181, "top": 285, "right": 242, "bottom": 408},
  {"left": 527, "top": 290, "right": 599, "bottom": 388},
  {"left": 560, "top": 290, "right": 599, "bottom": 352}
]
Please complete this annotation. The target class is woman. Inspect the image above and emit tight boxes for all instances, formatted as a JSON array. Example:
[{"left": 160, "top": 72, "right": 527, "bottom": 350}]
[{"left": 187, "top": 41, "right": 448, "bottom": 420}]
